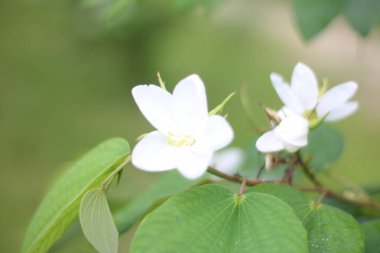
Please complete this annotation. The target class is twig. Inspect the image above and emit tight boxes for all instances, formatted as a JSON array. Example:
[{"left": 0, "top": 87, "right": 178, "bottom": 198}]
[
  {"left": 207, "top": 165, "right": 380, "bottom": 212},
  {"left": 239, "top": 178, "right": 247, "bottom": 195}
]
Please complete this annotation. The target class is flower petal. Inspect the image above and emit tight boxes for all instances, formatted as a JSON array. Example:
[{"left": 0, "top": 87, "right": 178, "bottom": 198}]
[
  {"left": 274, "top": 114, "right": 309, "bottom": 147},
  {"left": 277, "top": 106, "right": 300, "bottom": 120},
  {"left": 172, "top": 74, "right": 208, "bottom": 137},
  {"left": 177, "top": 151, "right": 212, "bottom": 179},
  {"left": 211, "top": 147, "right": 244, "bottom": 176},
  {"left": 132, "top": 131, "right": 181, "bottom": 172},
  {"left": 132, "top": 85, "right": 178, "bottom": 135},
  {"left": 256, "top": 131, "right": 284, "bottom": 153},
  {"left": 325, "top": 101, "right": 359, "bottom": 122},
  {"left": 283, "top": 143, "right": 302, "bottom": 153},
  {"left": 317, "top": 81, "right": 358, "bottom": 117},
  {"left": 290, "top": 63, "right": 318, "bottom": 110},
  {"left": 194, "top": 115, "right": 233, "bottom": 152},
  {"left": 271, "top": 73, "right": 304, "bottom": 114}
]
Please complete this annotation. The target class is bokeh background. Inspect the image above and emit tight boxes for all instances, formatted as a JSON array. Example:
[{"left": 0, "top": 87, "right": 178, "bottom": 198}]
[{"left": 1, "top": 0, "right": 379, "bottom": 252}]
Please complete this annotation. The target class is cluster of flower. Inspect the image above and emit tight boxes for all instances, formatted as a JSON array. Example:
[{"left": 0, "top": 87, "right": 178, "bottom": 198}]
[{"left": 131, "top": 63, "right": 358, "bottom": 179}]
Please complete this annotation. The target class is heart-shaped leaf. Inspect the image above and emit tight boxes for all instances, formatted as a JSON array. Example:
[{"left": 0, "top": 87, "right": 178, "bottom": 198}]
[{"left": 130, "top": 184, "right": 308, "bottom": 253}]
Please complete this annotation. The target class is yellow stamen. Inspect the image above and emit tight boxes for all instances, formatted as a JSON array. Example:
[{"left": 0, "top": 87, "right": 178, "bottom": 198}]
[{"left": 167, "top": 132, "right": 195, "bottom": 147}]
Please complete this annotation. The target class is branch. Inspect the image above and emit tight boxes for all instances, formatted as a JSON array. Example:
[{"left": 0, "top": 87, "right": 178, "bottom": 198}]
[{"left": 207, "top": 164, "right": 380, "bottom": 212}]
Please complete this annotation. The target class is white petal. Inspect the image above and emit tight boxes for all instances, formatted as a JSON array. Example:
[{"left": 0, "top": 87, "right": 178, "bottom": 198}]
[
  {"left": 290, "top": 63, "right": 318, "bottom": 110},
  {"left": 194, "top": 115, "right": 233, "bottom": 152},
  {"left": 172, "top": 74, "right": 208, "bottom": 137},
  {"left": 270, "top": 73, "right": 304, "bottom": 114},
  {"left": 283, "top": 143, "right": 302, "bottom": 153},
  {"left": 177, "top": 151, "right": 212, "bottom": 179},
  {"left": 325, "top": 102, "right": 359, "bottom": 122},
  {"left": 317, "top": 81, "right": 358, "bottom": 117},
  {"left": 256, "top": 131, "right": 284, "bottom": 153},
  {"left": 132, "top": 131, "right": 181, "bottom": 172},
  {"left": 211, "top": 148, "right": 244, "bottom": 175},
  {"left": 132, "top": 85, "right": 179, "bottom": 135},
  {"left": 277, "top": 107, "right": 300, "bottom": 120},
  {"left": 274, "top": 114, "right": 309, "bottom": 147}
]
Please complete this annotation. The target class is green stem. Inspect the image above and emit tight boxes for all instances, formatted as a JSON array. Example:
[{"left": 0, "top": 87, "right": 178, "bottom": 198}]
[
  {"left": 102, "top": 156, "right": 131, "bottom": 190},
  {"left": 295, "top": 151, "right": 322, "bottom": 186}
]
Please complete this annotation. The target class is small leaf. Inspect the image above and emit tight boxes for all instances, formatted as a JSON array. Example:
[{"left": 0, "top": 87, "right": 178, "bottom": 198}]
[
  {"left": 114, "top": 171, "right": 194, "bottom": 233},
  {"left": 304, "top": 203, "right": 365, "bottom": 253},
  {"left": 22, "top": 138, "right": 130, "bottom": 253},
  {"left": 345, "top": 0, "right": 380, "bottom": 36},
  {"left": 303, "top": 124, "right": 344, "bottom": 171},
  {"left": 361, "top": 220, "right": 380, "bottom": 253},
  {"left": 209, "top": 92, "right": 235, "bottom": 116},
  {"left": 80, "top": 188, "right": 118, "bottom": 253},
  {"left": 130, "top": 184, "right": 308, "bottom": 253},
  {"left": 250, "top": 184, "right": 312, "bottom": 220},
  {"left": 293, "top": 0, "right": 346, "bottom": 40}
]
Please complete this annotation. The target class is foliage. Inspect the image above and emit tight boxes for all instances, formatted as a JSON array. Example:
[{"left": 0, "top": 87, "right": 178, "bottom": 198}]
[
  {"left": 303, "top": 124, "right": 344, "bottom": 171},
  {"left": 80, "top": 188, "right": 118, "bottom": 253},
  {"left": 21, "top": 138, "right": 130, "bottom": 253},
  {"left": 361, "top": 220, "right": 380, "bottom": 253},
  {"left": 113, "top": 171, "right": 195, "bottom": 233},
  {"left": 293, "top": 0, "right": 380, "bottom": 39},
  {"left": 82, "top": 0, "right": 380, "bottom": 41},
  {"left": 131, "top": 184, "right": 308, "bottom": 253}
]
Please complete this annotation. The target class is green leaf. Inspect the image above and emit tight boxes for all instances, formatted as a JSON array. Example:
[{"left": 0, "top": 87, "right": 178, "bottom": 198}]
[
  {"left": 250, "top": 184, "right": 312, "bottom": 220},
  {"left": 303, "top": 124, "right": 344, "bottom": 171},
  {"left": 130, "top": 184, "right": 308, "bottom": 253},
  {"left": 361, "top": 220, "right": 380, "bottom": 253},
  {"left": 114, "top": 171, "right": 195, "bottom": 233},
  {"left": 209, "top": 92, "right": 235, "bottom": 116},
  {"left": 22, "top": 138, "right": 130, "bottom": 253},
  {"left": 293, "top": 0, "right": 346, "bottom": 40},
  {"left": 345, "top": 0, "right": 380, "bottom": 36},
  {"left": 80, "top": 188, "right": 118, "bottom": 253},
  {"left": 250, "top": 184, "right": 365, "bottom": 252},
  {"left": 304, "top": 204, "right": 365, "bottom": 253}
]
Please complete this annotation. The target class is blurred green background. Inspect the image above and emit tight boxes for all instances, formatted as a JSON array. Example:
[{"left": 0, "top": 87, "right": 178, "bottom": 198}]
[{"left": 1, "top": 0, "right": 380, "bottom": 252}]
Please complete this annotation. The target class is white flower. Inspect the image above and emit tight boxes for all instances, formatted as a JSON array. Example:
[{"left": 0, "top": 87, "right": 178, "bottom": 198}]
[
  {"left": 256, "top": 112, "right": 309, "bottom": 153},
  {"left": 271, "top": 62, "right": 358, "bottom": 122},
  {"left": 131, "top": 74, "right": 234, "bottom": 179},
  {"left": 210, "top": 147, "right": 245, "bottom": 177}
]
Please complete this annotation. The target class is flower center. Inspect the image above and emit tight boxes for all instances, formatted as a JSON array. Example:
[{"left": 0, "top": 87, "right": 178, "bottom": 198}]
[{"left": 167, "top": 132, "right": 195, "bottom": 147}]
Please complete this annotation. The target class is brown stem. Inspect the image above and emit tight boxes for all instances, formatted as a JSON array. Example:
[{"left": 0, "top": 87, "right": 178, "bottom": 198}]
[
  {"left": 207, "top": 165, "right": 380, "bottom": 212},
  {"left": 239, "top": 178, "right": 247, "bottom": 195}
]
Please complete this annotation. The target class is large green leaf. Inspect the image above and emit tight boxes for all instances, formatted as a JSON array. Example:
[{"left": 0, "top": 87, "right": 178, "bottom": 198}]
[
  {"left": 250, "top": 184, "right": 312, "bottom": 220},
  {"left": 114, "top": 171, "right": 194, "bottom": 233},
  {"left": 22, "top": 138, "right": 130, "bottom": 253},
  {"left": 250, "top": 184, "right": 365, "bottom": 252},
  {"left": 304, "top": 204, "right": 365, "bottom": 253},
  {"left": 130, "top": 184, "right": 308, "bottom": 253},
  {"left": 303, "top": 124, "right": 344, "bottom": 171},
  {"left": 80, "top": 188, "right": 118, "bottom": 253},
  {"left": 293, "top": 0, "right": 346, "bottom": 40},
  {"left": 361, "top": 220, "right": 380, "bottom": 253},
  {"left": 345, "top": 0, "right": 380, "bottom": 36}
]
